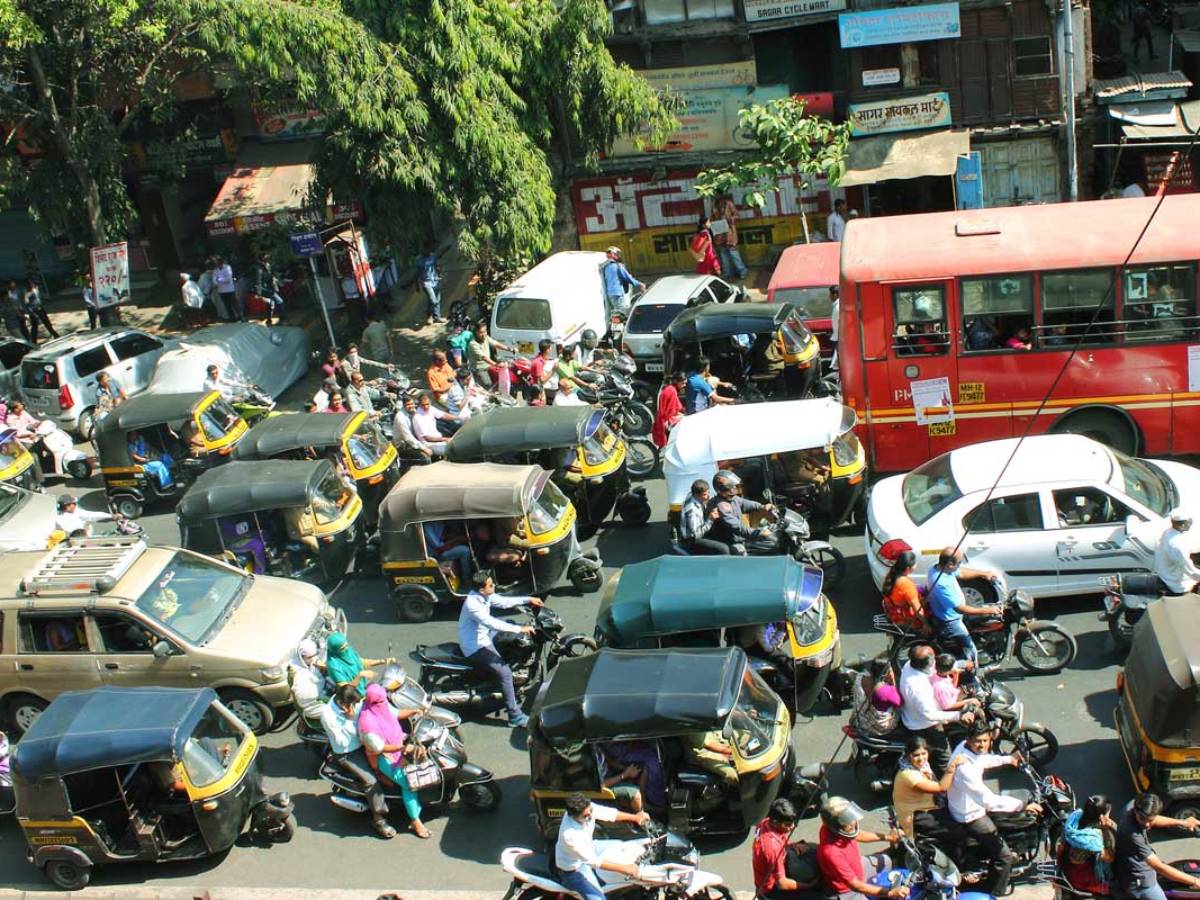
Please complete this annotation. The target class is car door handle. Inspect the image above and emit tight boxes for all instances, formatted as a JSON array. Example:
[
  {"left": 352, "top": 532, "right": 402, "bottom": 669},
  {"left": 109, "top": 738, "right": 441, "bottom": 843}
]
[
  {"left": 18, "top": 663, "right": 33, "bottom": 671},
  {"left": 966, "top": 542, "right": 988, "bottom": 552},
  {"left": 104, "top": 663, "right": 119, "bottom": 670}
]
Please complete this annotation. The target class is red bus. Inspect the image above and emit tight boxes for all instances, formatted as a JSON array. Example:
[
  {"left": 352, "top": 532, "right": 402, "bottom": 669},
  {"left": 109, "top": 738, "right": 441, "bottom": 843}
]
[
  {"left": 766, "top": 242, "right": 840, "bottom": 357},
  {"left": 838, "top": 194, "right": 1200, "bottom": 473}
]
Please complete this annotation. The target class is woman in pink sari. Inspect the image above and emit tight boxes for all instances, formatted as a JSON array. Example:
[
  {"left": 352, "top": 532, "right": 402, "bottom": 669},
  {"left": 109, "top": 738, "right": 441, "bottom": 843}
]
[{"left": 357, "top": 683, "right": 431, "bottom": 838}]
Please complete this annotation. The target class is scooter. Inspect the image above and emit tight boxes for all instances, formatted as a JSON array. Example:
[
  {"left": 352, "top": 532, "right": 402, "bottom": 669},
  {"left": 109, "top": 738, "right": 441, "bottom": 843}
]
[
  {"left": 411, "top": 606, "right": 596, "bottom": 719},
  {"left": 574, "top": 360, "right": 653, "bottom": 437},
  {"left": 500, "top": 821, "right": 733, "bottom": 899},
  {"left": 873, "top": 830, "right": 995, "bottom": 900},
  {"left": 1099, "top": 572, "right": 1161, "bottom": 652},
  {"left": 32, "top": 419, "right": 92, "bottom": 481}
]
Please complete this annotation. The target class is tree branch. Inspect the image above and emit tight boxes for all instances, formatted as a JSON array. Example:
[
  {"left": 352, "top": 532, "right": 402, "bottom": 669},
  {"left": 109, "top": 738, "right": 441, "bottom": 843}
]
[{"left": 114, "top": 21, "right": 201, "bottom": 137}]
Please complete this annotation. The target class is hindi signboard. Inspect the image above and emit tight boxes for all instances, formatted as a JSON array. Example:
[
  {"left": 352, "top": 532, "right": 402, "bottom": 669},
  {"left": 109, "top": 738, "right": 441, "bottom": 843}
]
[
  {"left": 847, "top": 92, "right": 952, "bottom": 136},
  {"left": 839, "top": 2, "right": 961, "bottom": 48},
  {"left": 89, "top": 242, "right": 130, "bottom": 309},
  {"left": 744, "top": 0, "right": 846, "bottom": 23},
  {"left": 636, "top": 60, "right": 758, "bottom": 92},
  {"left": 862, "top": 67, "right": 901, "bottom": 86},
  {"left": 611, "top": 84, "right": 790, "bottom": 156}
]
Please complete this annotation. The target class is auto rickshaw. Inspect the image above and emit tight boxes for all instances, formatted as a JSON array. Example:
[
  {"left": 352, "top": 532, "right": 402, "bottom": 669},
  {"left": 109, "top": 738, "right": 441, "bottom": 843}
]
[
  {"left": 593, "top": 555, "right": 840, "bottom": 715},
  {"left": 1115, "top": 595, "right": 1200, "bottom": 819},
  {"left": 95, "top": 391, "right": 248, "bottom": 519},
  {"left": 12, "top": 685, "right": 294, "bottom": 891},
  {"left": 378, "top": 461, "right": 603, "bottom": 622},
  {"left": 176, "top": 459, "right": 362, "bottom": 587},
  {"left": 0, "top": 427, "right": 39, "bottom": 491},
  {"left": 661, "top": 301, "right": 822, "bottom": 401},
  {"left": 664, "top": 397, "right": 866, "bottom": 538},
  {"left": 528, "top": 646, "right": 795, "bottom": 839},
  {"left": 233, "top": 411, "right": 397, "bottom": 529},
  {"left": 445, "top": 405, "right": 651, "bottom": 536}
]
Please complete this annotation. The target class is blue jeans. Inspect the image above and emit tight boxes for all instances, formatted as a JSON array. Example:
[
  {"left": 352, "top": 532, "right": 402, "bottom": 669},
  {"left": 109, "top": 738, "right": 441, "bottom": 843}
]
[
  {"left": 436, "top": 544, "right": 473, "bottom": 582},
  {"left": 1127, "top": 881, "right": 1168, "bottom": 900},
  {"left": 422, "top": 281, "right": 441, "bottom": 319},
  {"left": 561, "top": 865, "right": 605, "bottom": 900},
  {"left": 717, "top": 244, "right": 747, "bottom": 280},
  {"left": 937, "top": 617, "right": 978, "bottom": 663},
  {"left": 143, "top": 457, "right": 174, "bottom": 489}
]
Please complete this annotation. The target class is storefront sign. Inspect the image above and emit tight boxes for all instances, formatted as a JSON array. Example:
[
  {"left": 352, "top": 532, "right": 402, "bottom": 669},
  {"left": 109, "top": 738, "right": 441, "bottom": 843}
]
[
  {"left": 744, "top": 0, "right": 846, "bottom": 23},
  {"left": 89, "top": 242, "right": 130, "bottom": 308},
  {"left": 862, "top": 67, "right": 901, "bottom": 86},
  {"left": 252, "top": 106, "right": 328, "bottom": 142},
  {"left": 289, "top": 232, "right": 325, "bottom": 257},
  {"left": 612, "top": 84, "right": 790, "bottom": 156},
  {"left": 128, "top": 131, "right": 238, "bottom": 172},
  {"left": 839, "top": 2, "right": 961, "bottom": 48},
  {"left": 847, "top": 92, "right": 951, "bottom": 136},
  {"left": 636, "top": 60, "right": 757, "bottom": 92}
]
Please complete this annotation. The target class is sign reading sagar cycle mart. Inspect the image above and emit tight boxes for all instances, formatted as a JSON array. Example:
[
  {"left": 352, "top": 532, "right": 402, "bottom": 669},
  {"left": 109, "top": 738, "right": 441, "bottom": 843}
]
[{"left": 848, "top": 92, "right": 952, "bottom": 136}]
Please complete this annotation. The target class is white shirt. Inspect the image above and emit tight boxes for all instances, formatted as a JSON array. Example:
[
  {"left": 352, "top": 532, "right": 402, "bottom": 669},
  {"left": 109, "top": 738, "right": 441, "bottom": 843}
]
[
  {"left": 412, "top": 406, "right": 446, "bottom": 442},
  {"left": 392, "top": 409, "right": 423, "bottom": 452},
  {"left": 291, "top": 664, "right": 324, "bottom": 717},
  {"left": 82, "top": 287, "right": 96, "bottom": 309},
  {"left": 213, "top": 264, "right": 235, "bottom": 293},
  {"left": 556, "top": 802, "right": 620, "bottom": 872},
  {"left": 947, "top": 740, "right": 1024, "bottom": 824},
  {"left": 457, "top": 589, "right": 533, "bottom": 656},
  {"left": 55, "top": 507, "right": 111, "bottom": 535},
  {"left": 318, "top": 698, "right": 361, "bottom": 755},
  {"left": 313, "top": 388, "right": 331, "bottom": 412},
  {"left": 899, "top": 661, "right": 962, "bottom": 731},
  {"left": 181, "top": 280, "right": 205, "bottom": 309},
  {"left": 826, "top": 211, "right": 846, "bottom": 242},
  {"left": 1155, "top": 524, "right": 1200, "bottom": 593},
  {"left": 553, "top": 389, "right": 586, "bottom": 407}
]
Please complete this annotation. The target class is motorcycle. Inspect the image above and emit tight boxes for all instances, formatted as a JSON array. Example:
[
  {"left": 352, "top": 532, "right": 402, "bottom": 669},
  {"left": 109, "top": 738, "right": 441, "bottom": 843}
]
[
  {"left": 574, "top": 362, "right": 654, "bottom": 437},
  {"left": 847, "top": 672, "right": 1058, "bottom": 795},
  {"left": 31, "top": 419, "right": 92, "bottom": 482},
  {"left": 1099, "top": 572, "right": 1161, "bottom": 652},
  {"left": 500, "top": 821, "right": 734, "bottom": 899},
  {"left": 873, "top": 829, "right": 996, "bottom": 900},
  {"left": 1044, "top": 842, "right": 1200, "bottom": 899},
  {"left": 319, "top": 707, "right": 502, "bottom": 814},
  {"left": 876, "top": 578, "right": 1077, "bottom": 675},
  {"left": 411, "top": 606, "right": 596, "bottom": 718}
]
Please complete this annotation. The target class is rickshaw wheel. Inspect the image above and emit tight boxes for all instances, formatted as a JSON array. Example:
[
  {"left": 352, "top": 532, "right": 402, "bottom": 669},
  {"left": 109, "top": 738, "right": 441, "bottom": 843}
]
[
  {"left": 568, "top": 559, "right": 603, "bottom": 593},
  {"left": 272, "top": 812, "right": 298, "bottom": 843},
  {"left": 395, "top": 588, "right": 436, "bottom": 623},
  {"left": 617, "top": 493, "right": 652, "bottom": 527},
  {"left": 45, "top": 860, "right": 91, "bottom": 891},
  {"left": 1168, "top": 800, "right": 1200, "bottom": 822},
  {"left": 113, "top": 495, "right": 143, "bottom": 519},
  {"left": 219, "top": 689, "right": 274, "bottom": 735},
  {"left": 459, "top": 781, "right": 502, "bottom": 812}
]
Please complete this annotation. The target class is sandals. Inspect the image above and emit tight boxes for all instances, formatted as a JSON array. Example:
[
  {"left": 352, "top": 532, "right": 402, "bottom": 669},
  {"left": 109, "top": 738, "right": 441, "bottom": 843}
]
[
  {"left": 374, "top": 820, "right": 398, "bottom": 840},
  {"left": 411, "top": 821, "right": 432, "bottom": 839}
]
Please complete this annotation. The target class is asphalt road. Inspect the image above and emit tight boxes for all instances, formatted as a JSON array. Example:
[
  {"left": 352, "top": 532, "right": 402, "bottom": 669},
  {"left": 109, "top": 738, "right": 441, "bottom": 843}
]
[{"left": 3, "top": 462, "right": 1199, "bottom": 894}]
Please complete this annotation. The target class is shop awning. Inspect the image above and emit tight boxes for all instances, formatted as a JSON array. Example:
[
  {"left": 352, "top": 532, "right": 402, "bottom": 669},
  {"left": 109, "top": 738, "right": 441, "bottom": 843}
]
[
  {"left": 840, "top": 129, "right": 970, "bottom": 187},
  {"left": 1175, "top": 30, "right": 1200, "bottom": 54},
  {"left": 1114, "top": 100, "right": 1200, "bottom": 140},
  {"left": 204, "top": 141, "right": 318, "bottom": 237}
]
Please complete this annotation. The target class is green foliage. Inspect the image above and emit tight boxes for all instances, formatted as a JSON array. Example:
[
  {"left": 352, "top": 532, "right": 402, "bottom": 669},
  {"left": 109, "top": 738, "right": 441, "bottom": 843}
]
[{"left": 695, "top": 98, "right": 851, "bottom": 209}]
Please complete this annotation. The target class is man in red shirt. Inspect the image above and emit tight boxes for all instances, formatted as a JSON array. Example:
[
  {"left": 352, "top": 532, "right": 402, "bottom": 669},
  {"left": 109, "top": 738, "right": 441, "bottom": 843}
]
[
  {"left": 530, "top": 339, "right": 557, "bottom": 402},
  {"left": 816, "top": 797, "right": 907, "bottom": 900},
  {"left": 753, "top": 799, "right": 816, "bottom": 899}
]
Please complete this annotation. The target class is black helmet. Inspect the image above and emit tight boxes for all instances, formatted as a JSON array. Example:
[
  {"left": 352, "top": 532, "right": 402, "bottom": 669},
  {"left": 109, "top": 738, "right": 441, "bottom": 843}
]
[
  {"left": 712, "top": 471, "right": 741, "bottom": 494},
  {"left": 820, "top": 796, "right": 864, "bottom": 838},
  {"left": 56, "top": 494, "right": 77, "bottom": 512},
  {"left": 581, "top": 329, "right": 599, "bottom": 350}
]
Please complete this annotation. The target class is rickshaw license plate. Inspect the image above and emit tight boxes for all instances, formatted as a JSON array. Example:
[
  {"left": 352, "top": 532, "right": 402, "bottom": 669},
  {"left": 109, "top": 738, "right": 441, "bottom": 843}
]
[
  {"left": 1168, "top": 767, "right": 1200, "bottom": 782},
  {"left": 646, "top": 362, "right": 664, "bottom": 372},
  {"left": 518, "top": 341, "right": 535, "bottom": 355}
]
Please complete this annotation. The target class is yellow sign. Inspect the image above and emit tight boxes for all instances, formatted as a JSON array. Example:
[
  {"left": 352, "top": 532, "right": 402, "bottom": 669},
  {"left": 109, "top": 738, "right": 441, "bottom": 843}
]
[
  {"left": 928, "top": 420, "right": 957, "bottom": 437},
  {"left": 958, "top": 382, "right": 985, "bottom": 403},
  {"left": 393, "top": 575, "right": 436, "bottom": 585},
  {"left": 30, "top": 835, "right": 78, "bottom": 845},
  {"left": 636, "top": 60, "right": 759, "bottom": 92}
]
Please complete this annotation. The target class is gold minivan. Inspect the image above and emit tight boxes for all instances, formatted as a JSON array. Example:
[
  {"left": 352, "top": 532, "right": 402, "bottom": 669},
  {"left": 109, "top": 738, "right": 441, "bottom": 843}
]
[{"left": 0, "top": 535, "right": 345, "bottom": 737}]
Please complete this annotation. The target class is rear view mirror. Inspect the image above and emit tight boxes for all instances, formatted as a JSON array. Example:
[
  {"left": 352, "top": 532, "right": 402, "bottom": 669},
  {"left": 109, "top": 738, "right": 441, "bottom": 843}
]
[
  {"left": 152, "top": 640, "right": 172, "bottom": 659},
  {"left": 762, "top": 488, "right": 774, "bottom": 503}
]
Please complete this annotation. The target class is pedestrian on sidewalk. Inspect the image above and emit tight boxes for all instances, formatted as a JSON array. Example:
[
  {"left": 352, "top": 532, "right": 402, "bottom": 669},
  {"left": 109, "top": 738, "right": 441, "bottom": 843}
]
[
  {"left": 179, "top": 273, "right": 206, "bottom": 327},
  {"left": 82, "top": 276, "right": 100, "bottom": 330},
  {"left": 2, "top": 281, "right": 30, "bottom": 342},
  {"left": 255, "top": 252, "right": 284, "bottom": 326},
  {"left": 416, "top": 240, "right": 444, "bottom": 326},
  {"left": 690, "top": 217, "right": 722, "bottom": 277},
  {"left": 710, "top": 194, "right": 747, "bottom": 282},
  {"left": 213, "top": 256, "right": 240, "bottom": 322},
  {"left": 1131, "top": 2, "right": 1155, "bottom": 59},
  {"left": 23, "top": 278, "right": 59, "bottom": 343}
]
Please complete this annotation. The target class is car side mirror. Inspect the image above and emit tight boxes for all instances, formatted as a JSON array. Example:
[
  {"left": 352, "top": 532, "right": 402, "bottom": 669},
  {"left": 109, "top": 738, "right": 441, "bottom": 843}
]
[{"left": 152, "top": 640, "right": 172, "bottom": 659}]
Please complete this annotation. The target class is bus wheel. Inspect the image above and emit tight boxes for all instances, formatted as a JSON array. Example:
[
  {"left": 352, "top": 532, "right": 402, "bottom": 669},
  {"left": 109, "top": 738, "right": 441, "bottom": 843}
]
[{"left": 1050, "top": 408, "right": 1138, "bottom": 455}]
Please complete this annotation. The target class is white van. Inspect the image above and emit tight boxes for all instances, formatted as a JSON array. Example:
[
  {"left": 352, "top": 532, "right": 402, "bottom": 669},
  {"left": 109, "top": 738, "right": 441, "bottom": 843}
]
[{"left": 490, "top": 251, "right": 610, "bottom": 358}]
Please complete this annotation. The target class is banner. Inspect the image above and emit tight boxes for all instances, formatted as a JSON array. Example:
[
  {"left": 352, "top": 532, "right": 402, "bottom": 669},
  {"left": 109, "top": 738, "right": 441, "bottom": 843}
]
[
  {"left": 848, "top": 92, "right": 952, "bottom": 136},
  {"left": 252, "top": 106, "right": 328, "bottom": 142},
  {"left": 89, "top": 242, "right": 130, "bottom": 309},
  {"left": 579, "top": 216, "right": 808, "bottom": 273},
  {"left": 611, "top": 84, "right": 790, "bottom": 156},
  {"left": 636, "top": 60, "right": 758, "bottom": 92},
  {"left": 839, "top": 2, "right": 961, "bottom": 48},
  {"left": 744, "top": 0, "right": 846, "bottom": 23}
]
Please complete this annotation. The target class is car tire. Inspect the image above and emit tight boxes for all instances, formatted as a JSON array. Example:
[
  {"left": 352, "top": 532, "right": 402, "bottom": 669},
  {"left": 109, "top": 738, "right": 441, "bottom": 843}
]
[
  {"left": 218, "top": 689, "right": 275, "bottom": 735},
  {"left": 5, "top": 693, "right": 48, "bottom": 737},
  {"left": 77, "top": 408, "right": 97, "bottom": 442}
]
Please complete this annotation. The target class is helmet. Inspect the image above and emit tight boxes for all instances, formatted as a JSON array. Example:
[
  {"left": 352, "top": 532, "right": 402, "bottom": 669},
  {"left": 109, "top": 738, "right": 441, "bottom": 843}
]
[
  {"left": 712, "top": 471, "right": 742, "bottom": 495},
  {"left": 56, "top": 494, "right": 77, "bottom": 513},
  {"left": 1170, "top": 507, "right": 1193, "bottom": 525},
  {"left": 581, "top": 329, "right": 599, "bottom": 350},
  {"left": 820, "top": 797, "right": 864, "bottom": 838}
]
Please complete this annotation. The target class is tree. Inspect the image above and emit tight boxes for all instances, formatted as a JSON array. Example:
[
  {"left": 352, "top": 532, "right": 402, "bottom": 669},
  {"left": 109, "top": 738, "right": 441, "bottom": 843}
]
[{"left": 695, "top": 97, "right": 851, "bottom": 240}]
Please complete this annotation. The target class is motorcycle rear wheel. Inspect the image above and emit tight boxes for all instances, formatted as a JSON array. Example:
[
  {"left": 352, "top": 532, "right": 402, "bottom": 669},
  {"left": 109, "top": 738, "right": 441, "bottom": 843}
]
[
  {"left": 1108, "top": 612, "right": 1136, "bottom": 652},
  {"left": 624, "top": 437, "right": 659, "bottom": 478},
  {"left": 1014, "top": 623, "right": 1076, "bottom": 674},
  {"left": 996, "top": 723, "right": 1059, "bottom": 768}
]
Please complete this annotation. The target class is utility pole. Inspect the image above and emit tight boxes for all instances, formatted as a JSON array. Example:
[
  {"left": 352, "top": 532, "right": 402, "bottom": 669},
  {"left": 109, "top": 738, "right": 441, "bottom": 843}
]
[{"left": 1061, "top": 0, "right": 1080, "bottom": 201}]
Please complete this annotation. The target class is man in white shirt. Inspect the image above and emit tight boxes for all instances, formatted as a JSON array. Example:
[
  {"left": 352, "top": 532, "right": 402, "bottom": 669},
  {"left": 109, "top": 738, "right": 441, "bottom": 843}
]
[
  {"left": 318, "top": 684, "right": 393, "bottom": 837},
  {"left": 947, "top": 722, "right": 1042, "bottom": 896},
  {"left": 826, "top": 199, "right": 847, "bottom": 242},
  {"left": 555, "top": 792, "right": 651, "bottom": 899},
  {"left": 1154, "top": 509, "right": 1200, "bottom": 594},
  {"left": 203, "top": 364, "right": 252, "bottom": 404},
  {"left": 412, "top": 392, "right": 458, "bottom": 453},
  {"left": 55, "top": 494, "right": 113, "bottom": 536},
  {"left": 553, "top": 378, "right": 586, "bottom": 406},
  {"left": 456, "top": 570, "right": 542, "bottom": 728},
  {"left": 392, "top": 395, "right": 432, "bottom": 460},
  {"left": 899, "top": 643, "right": 975, "bottom": 775},
  {"left": 312, "top": 379, "right": 339, "bottom": 413}
]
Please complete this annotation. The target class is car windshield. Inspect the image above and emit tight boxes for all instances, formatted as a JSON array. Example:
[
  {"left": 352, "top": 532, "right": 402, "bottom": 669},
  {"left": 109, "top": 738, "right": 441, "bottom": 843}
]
[
  {"left": 773, "top": 287, "right": 834, "bottom": 318},
  {"left": 725, "top": 668, "right": 781, "bottom": 759},
  {"left": 313, "top": 470, "right": 354, "bottom": 525},
  {"left": 346, "top": 422, "right": 387, "bottom": 471},
  {"left": 528, "top": 479, "right": 570, "bottom": 535},
  {"left": 182, "top": 702, "right": 249, "bottom": 787},
  {"left": 1114, "top": 450, "right": 1174, "bottom": 516},
  {"left": 627, "top": 302, "right": 685, "bottom": 335},
  {"left": 902, "top": 453, "right": 963, "bottom": 526},
  {"left": 198, "top": 397, "right": 241, "bottom": 441},
  {"left": 135, "top": 551, "right": 249, "bottom": 644},
  {"left": 495, "top": 296, "right": 552, "bottom": 331}
]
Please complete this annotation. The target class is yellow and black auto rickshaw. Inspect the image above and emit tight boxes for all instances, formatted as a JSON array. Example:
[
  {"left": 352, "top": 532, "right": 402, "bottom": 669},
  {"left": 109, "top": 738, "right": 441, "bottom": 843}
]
[
  {"left": 1116, "top": 595, "right": 1200, "bottom": 819},
  {"left": 445, "top": 405, "right": 650, "bottom": 537},
  {"left": 0, "top": 426, "right": 38, "bottom": 491},
  {"left": 12, "top": 686, "right": 294, "bottom": 891},
  {"left": 233, "top": 411, "right": 397, "bottom": 529},
  {"left": 594, "top": 555, "right": 840, "bottom": 715},
  {"left": 377, "top": 461, "right": 603, "bottom": 622},
  {"left": 528, "top": 646, "right": 795, "bottom": 839},
  {"left": 176, "top": 459, "right": 362, "bottom": 588},
  {"left": 95, "top": 391, "right": 247, "bottom": 519}
]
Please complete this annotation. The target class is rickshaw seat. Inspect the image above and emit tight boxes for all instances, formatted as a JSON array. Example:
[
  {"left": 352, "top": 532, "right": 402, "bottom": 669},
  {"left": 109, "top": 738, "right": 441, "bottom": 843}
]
[
  {"left": 676, "top": 768, "right": 720, "bottom": 788},
  {"left": 420, "top": 642, "right": 472, "bottom": 667}
]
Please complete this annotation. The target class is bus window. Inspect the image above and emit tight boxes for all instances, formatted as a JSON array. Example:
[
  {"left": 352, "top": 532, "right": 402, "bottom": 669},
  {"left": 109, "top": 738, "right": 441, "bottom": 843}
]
[
  {"left": 892, "top": 285, "right": 948, "bottom": 356},
  {"left": 1041, "top": 269, "right": 1116, "bottom": 346},
  {"left": 961, "top": 276, "right": 1034, "bottom": 353},
  {"left": 1123, "top": 263, "right": 1196, "bottom": 342}
]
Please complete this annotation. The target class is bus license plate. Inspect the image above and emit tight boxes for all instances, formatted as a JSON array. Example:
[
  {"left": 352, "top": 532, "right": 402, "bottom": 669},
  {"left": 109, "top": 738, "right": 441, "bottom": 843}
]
[
  {"left": 645, "top": 362, "right": 664, "bottom": 373},
  {"left": 1168, "top": 767, "right": 1200, "bottom": 782},
  {"left": 518, "top": 342, "right": 535, "bottom": 355}
]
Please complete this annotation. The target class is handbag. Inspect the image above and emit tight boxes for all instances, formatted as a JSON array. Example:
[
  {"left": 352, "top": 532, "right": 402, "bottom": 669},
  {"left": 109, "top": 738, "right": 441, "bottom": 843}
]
[{"left": 404, "top": 759, "right": 440, "bottom": 791}]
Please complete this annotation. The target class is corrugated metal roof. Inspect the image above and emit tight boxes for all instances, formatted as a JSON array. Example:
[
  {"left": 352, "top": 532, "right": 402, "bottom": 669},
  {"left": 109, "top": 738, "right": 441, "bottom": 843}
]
[
  {"left": 1119, "top": 99, "right": 1200, "bottom": 140},
  {"left": 1094, "top": 70, "right": 1193, "bottom": 101}
]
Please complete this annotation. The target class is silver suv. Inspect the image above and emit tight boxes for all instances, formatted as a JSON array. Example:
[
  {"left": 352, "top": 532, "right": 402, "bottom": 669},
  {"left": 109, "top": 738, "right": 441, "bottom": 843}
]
[{"left": 20, "top": 328, "right": 172, "bottom": 437}]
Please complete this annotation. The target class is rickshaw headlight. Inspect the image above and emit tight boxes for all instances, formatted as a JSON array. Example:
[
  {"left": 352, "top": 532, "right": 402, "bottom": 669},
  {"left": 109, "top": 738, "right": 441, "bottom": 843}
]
[{"left": 260, "top": 665, "right": 285, "bottom": 682}]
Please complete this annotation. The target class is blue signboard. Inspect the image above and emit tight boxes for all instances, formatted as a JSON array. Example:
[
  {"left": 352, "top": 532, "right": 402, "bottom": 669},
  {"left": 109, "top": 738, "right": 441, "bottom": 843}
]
[
  {"left": 839, "top": 2, "right": 961, "bottom": 48},
  {"left": 955, "top": 152, "right": 984, "bottom": 210},
  {"left": 288, "top": 232, "right": 324, "bottom": 257}
]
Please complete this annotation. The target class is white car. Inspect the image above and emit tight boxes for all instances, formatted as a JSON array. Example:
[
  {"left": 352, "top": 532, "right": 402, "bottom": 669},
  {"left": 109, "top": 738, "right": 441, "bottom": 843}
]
[
  {"left": 865, "top": 434, "right": 1200, "bottom": 599},
  {"left": 620, "top": 275, "right": 741, "bottom": 377}
]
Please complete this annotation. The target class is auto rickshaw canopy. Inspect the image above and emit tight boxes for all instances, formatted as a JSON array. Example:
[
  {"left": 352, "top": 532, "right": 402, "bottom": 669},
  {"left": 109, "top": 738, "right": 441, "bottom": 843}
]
[
  {"left": 12, "top": 686, "right": 217, "bottom": 782},
  {"left": 176, "top": 459, "right": 337, "bottom": 522},
  {"left": 233, "top": 411, "right": 362, "bottom": 459},
  {"left": 1123, "top": 595, "right": 1200, "bottom": 748},
  {"left": 595, "top": 556, "right": 823, "bottom": 647},
  {"left": 534, "top": 647, "right": 746, "bottom": 748},
  {"left": 664, "top": 302, "right": 803, "bottom": 343},
  {"left": 379, "top": 461, "right": 550, "bottom": 528},
  {"left": 445, "top": 406, "right": 604, "bottom": 461},
  {"left": 93, "top": 391, "right": 217, "bottom": 463}
]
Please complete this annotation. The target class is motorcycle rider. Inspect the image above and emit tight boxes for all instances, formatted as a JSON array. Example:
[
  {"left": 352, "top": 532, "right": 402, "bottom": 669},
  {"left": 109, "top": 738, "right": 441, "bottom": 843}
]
[
  {"left": 926, "top": 547, "right": 1002, "bottom": 663},
  {"left": 203, "top": 364, "right": 254, "bottom": 404},
  {"left": 899, "top": 643, "right": 976, "bottom": 775},
  {"left": 1114, "top": 792, "right": 1200, "bottom": 900},
  {"left": 946, "top": 720, "right": 1042, "bottom": 896},
  {"left": 55, "top": 494, "right": 114, "bottom": 537},
  {"left": 679, "top": 478, "right": 728, "bottom": 555},
  {"left": 1153, "top": 509, "right": 1200, "bottom": 595},
  {"left": 555, "top": 791, "right": 651, "bottom": 900},
  {"left": 457, "top": 569, "right": 543, "bottom": 728},
  {"left": 318, "top": 684, "right": 393, "bottom": 839},
  {"left": 706, "top": 470, "right": 776, "bottom": 556},
  {"left": 815, "top": 796, "right": 907, "bottom": 900}
]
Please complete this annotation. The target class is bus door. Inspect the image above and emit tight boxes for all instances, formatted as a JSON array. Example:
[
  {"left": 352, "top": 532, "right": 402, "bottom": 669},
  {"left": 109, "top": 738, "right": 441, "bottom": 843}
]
[{"left": 877, "top": 281, "right": 955, "bottom": 470}]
